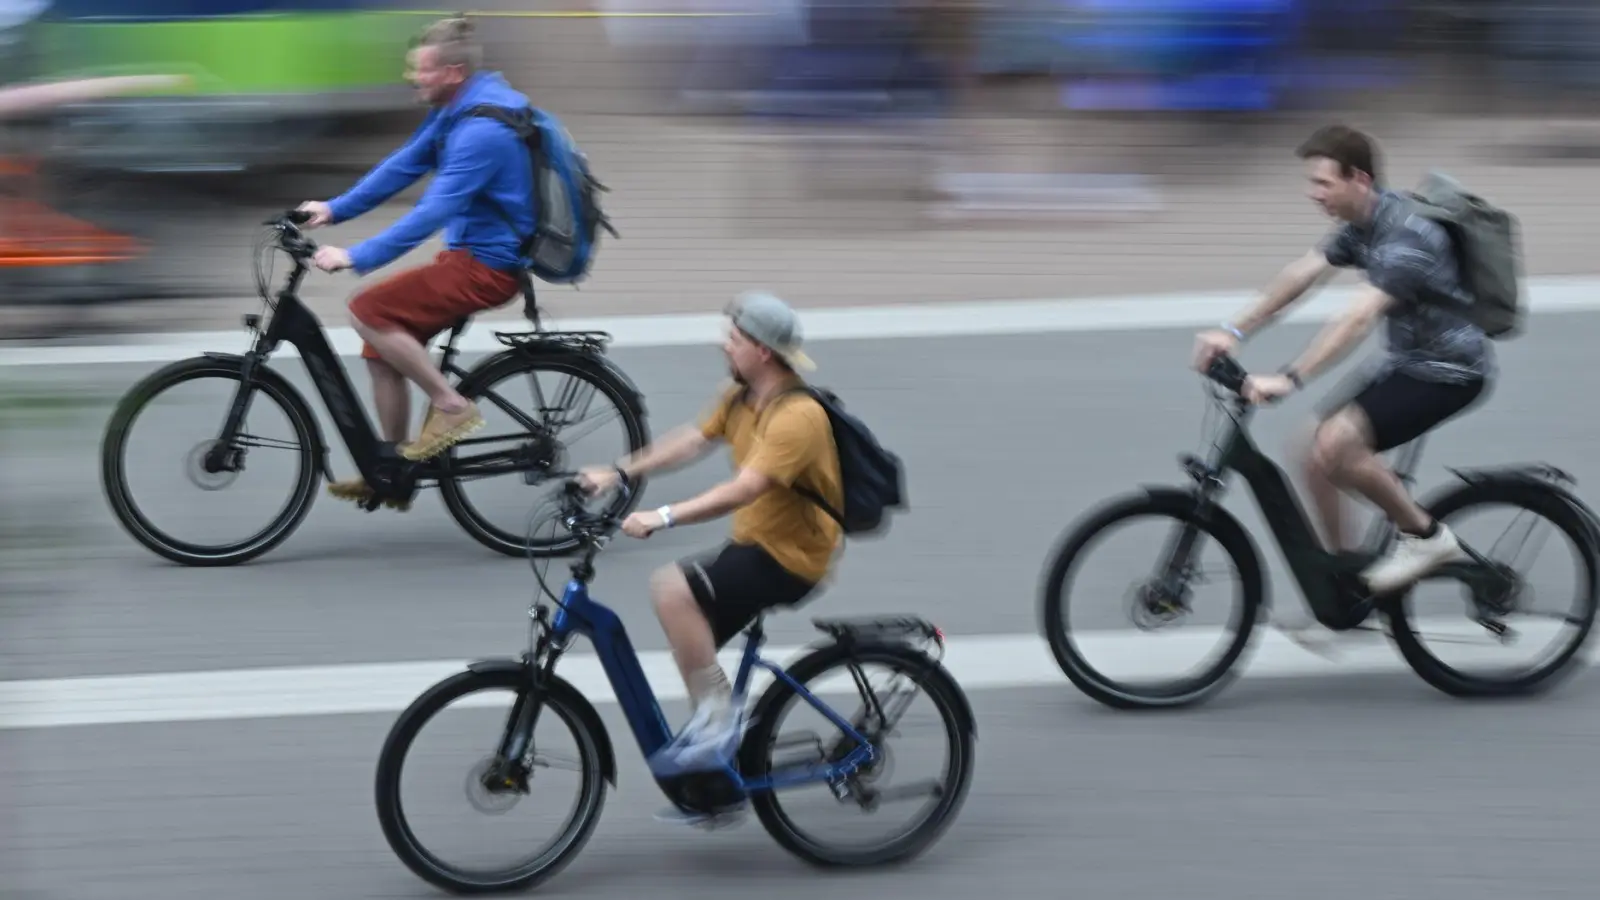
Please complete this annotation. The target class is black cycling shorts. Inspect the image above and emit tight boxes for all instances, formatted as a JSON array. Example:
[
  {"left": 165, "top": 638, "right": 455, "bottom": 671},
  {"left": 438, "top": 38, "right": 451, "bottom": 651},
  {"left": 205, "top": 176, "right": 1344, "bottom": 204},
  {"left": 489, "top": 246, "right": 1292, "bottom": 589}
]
[
  {"left": 678, "top": 541, "right": 819, "bottom": 648},
  {"left": 1323, "top": 368, "right": 1488, "bottom": 453}
]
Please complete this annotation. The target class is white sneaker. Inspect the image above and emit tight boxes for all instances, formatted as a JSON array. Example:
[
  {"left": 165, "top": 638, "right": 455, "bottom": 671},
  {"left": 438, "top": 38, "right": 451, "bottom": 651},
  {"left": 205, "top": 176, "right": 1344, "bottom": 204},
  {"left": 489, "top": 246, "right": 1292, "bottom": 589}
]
[{"left": 1362, "top": 524, "right": 1465, "bottom": 595}]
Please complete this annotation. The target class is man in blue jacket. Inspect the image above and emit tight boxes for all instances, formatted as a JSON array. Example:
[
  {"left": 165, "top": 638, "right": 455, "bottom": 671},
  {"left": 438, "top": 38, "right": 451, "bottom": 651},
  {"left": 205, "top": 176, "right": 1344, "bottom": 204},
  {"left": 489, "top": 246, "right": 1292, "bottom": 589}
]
[{"left": 298, "top": 16, "right": 534, "bottom": 493}]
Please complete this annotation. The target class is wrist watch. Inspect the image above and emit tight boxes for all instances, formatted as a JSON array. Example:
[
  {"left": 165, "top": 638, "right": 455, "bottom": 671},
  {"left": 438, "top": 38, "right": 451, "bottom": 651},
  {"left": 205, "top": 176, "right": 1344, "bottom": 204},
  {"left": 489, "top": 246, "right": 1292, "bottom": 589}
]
[{"left": 1280, "top": 366, "right": 1304, "bottom": 390}]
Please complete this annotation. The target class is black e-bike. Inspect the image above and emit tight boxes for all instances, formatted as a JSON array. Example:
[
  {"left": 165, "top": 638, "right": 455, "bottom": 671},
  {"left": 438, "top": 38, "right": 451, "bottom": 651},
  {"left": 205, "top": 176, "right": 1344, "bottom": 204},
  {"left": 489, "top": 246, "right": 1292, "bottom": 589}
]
[
  {"left": 101, "top": 210, "right": 650, "bottom": 566},
  {"left": 1040, "top": 353, "right": 1600, "bottom": 709}
]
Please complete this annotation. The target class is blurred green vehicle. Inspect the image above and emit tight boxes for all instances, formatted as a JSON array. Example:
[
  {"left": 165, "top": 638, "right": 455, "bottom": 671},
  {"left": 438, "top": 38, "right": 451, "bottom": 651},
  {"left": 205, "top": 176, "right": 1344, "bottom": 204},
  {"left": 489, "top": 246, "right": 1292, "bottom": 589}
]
[{"left": 31, "top": 0, "right": 417, "bottom": 174}]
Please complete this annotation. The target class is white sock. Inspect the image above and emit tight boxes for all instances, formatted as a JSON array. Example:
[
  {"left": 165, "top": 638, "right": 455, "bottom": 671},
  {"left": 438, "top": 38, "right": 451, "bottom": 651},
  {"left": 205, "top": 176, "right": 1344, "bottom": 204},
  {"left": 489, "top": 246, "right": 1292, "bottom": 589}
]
[{"left": 687, "top": 664, "right": 732, "bottom": 717}]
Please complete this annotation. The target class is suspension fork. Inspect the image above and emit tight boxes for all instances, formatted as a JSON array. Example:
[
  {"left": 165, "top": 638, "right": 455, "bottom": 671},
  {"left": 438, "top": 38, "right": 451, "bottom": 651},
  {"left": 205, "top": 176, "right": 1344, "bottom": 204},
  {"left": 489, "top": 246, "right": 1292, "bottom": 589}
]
[
  {"left": 495, "top": 631, "right": 566, "bottom": 770},
  {"left": 204, "top": 350, "right": 268, "bottom": 472}
]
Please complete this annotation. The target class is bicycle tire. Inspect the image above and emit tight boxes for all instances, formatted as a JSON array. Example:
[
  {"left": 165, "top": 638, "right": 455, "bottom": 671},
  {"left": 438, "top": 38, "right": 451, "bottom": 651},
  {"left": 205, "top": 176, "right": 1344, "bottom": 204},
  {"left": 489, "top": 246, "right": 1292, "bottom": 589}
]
[
  {"left": 374, "top": 667, "right": 609, "bottom": 895},
  {"left": 99, "top": 356, "right": 321, "bottom": 567},
  {"left": 737, "top": 639, "right": 977, "bottom": 868},
  {"left": 1386, "top": 478, "right": 1600, "bottom": 698},
  {"left": 440, "top": 351, "right": 650, "bottom": 558},
  {"left": 1038, "top": 491, "right": 1266, "bottom": 710}
]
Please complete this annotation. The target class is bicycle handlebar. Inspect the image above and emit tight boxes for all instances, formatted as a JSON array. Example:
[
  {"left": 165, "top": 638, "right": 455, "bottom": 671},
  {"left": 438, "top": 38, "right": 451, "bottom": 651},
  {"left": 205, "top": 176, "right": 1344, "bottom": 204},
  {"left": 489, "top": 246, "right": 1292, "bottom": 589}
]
[
  {"left": 554, "top": 473, "right": 636, "bottom": 547},
  {"left": 1204, "top": 352, "right": 1249, "bottom": 397},
  {"left": 263, "top": 209, "right": 320, "bottom": 260}
]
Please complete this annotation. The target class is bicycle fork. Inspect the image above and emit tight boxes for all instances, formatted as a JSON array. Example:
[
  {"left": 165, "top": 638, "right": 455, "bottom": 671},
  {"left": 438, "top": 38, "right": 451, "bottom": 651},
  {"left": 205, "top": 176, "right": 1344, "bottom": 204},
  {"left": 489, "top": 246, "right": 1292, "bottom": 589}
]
[
  {"left": 486, "top": 612, "right": 567, "bottom": 794},
  {"left": 203, "top": 351, "right": 268, "bottom": 474}
]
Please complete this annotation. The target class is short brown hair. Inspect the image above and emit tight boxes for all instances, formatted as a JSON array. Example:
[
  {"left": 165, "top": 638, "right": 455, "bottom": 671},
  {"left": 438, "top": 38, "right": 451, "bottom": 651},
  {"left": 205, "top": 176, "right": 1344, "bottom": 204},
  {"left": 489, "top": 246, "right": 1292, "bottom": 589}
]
[
  {"left": 1295, "top": 124, "right": 1381, "bottom": 184},
  {"left": 414, "top": 15, "right": 482, "bottom": 72}
]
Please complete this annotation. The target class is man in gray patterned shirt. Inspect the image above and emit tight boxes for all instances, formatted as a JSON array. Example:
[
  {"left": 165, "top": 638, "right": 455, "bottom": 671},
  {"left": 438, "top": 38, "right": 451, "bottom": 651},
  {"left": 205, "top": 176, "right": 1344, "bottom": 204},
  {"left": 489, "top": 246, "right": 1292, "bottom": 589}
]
[{"left": 1192, "top": 124, "right": 1492, "bottom": 602}]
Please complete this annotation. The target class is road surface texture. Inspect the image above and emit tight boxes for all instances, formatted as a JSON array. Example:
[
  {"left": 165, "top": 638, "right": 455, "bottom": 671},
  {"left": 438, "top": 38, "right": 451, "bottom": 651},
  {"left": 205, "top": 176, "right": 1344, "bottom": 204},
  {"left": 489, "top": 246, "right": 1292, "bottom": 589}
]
[
  {"left": 5, "top": 308, "right": 1600, "bottom": 898},
  {"left": 9, "top": 3, "right": 1600, "bottom": 335}
]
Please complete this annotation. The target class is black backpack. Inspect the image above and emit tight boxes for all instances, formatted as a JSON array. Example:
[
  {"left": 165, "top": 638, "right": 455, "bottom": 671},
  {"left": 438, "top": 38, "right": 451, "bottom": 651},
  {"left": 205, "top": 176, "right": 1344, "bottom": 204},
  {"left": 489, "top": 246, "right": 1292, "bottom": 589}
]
[{"left": 774, "top": 385, "right": 907, "bottom": 537}]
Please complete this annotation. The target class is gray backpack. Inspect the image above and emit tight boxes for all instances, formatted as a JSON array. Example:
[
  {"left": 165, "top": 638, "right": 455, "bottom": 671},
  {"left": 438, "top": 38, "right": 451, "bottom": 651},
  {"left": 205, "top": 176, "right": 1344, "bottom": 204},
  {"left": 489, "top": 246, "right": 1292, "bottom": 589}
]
[{"left": 1404, "top": 171, "right": 1525, "bottom": 339}]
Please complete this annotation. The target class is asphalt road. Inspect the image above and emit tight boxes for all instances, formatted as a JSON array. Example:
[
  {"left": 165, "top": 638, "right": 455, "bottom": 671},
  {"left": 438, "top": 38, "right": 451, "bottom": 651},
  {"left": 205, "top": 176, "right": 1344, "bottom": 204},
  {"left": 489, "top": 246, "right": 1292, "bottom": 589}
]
[{"left": 5, "top": 317, "right": 1600, "bottom": 898}]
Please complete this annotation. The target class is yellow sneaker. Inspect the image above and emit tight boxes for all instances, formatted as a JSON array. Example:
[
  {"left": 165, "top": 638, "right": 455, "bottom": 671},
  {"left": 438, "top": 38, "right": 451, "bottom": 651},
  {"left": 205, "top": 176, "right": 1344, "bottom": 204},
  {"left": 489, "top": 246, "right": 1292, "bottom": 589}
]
[
  {"left": 401, "top": 401, "right": 484, "bottom": 461},
  {"left": 326, "top": 477, "right": 412, "bottom": 512}
]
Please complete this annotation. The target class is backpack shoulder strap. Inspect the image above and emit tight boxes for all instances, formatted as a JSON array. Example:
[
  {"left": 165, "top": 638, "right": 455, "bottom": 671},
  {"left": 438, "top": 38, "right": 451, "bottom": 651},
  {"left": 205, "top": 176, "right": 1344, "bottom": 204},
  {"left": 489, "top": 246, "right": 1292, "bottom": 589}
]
[
  {"left": 450, "top": 103, "right": 541, "bottom": 259},
  {"left": 752, "top": 384, "right": 844, "bottom": 525}
]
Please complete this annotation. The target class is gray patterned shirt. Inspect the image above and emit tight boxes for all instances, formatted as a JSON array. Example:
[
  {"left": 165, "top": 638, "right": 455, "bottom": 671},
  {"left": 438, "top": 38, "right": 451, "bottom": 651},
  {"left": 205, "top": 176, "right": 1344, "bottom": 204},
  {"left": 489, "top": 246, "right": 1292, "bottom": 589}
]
[{"left": 1321, "top": 188, "right": 1495, "bottom": 384}]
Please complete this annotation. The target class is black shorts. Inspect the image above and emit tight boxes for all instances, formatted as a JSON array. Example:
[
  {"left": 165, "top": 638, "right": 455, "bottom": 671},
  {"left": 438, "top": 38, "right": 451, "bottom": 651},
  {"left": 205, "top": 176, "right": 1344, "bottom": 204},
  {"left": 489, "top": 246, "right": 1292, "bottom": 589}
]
[
  {"left": 1323, "top": 368, "right": 1488, "bottom": 453},
  {"left": 678, "top": 542, "right": 819, "bottom": 647}
]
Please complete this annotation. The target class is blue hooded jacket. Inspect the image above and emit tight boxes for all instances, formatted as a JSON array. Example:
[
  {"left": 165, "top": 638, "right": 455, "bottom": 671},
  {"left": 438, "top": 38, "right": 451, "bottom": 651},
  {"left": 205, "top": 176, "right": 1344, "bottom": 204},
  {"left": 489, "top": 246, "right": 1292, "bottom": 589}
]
[{"left": 328, "top": 71, "right": 536, "bottom": 275}]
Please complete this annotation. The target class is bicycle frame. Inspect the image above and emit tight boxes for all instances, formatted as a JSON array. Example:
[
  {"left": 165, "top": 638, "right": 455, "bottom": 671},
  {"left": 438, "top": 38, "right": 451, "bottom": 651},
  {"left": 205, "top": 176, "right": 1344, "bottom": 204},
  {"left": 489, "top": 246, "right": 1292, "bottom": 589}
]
[
  {"left": 1177, "top": 395, "right": 1459, "bottom": 628},
  {"left": 206, "top": 247, "right": 558, "bottom": 495},
  {"left": 530, "top": 568, "right": 876, "bottom": 795}
]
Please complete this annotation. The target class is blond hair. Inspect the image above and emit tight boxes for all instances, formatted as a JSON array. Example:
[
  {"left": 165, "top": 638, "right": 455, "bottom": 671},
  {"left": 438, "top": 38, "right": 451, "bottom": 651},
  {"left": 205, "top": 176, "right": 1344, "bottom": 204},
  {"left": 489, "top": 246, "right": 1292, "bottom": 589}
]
[{"left": 415, "top": 15, "right": 482, "bottom": 72}]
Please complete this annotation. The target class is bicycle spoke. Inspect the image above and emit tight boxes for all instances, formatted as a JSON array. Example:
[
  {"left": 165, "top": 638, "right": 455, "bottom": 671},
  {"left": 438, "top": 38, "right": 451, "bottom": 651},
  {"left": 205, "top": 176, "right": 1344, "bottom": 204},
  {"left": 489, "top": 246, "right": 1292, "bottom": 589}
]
[
  {"left": 550, "top": 407, "right": 620, "bottom": 448},
  {"left": 1487, "top": 509, "right": 1553, "bottom": 573},
  {"left": 234, "top": 433, "right": 301, "bottom": 452},
  {"left": 547, "top": 373, "right": 599, "bottom": 429},
  {"left": 863, "top": 779, "right": 946, "bottom": 806},
  {"left": 529, "top": 752, "right": 585, "bottom": 773}
]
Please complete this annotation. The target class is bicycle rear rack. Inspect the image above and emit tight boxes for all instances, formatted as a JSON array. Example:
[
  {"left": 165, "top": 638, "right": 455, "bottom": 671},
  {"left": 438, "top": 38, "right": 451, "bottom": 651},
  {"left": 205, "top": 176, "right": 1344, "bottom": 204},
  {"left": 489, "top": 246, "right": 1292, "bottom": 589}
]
[{"left": 492, "top": 329, "right": 613, "bottom": 356}]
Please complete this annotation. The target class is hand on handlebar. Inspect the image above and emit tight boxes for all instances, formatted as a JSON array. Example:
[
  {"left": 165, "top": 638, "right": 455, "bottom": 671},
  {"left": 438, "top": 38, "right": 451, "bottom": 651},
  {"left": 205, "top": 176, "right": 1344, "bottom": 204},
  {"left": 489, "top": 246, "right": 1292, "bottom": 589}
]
[
  {"left": 621, "top": 510, "right": 666, "bottom": 539},
  {"left": 296, "top": 201, "right": 333, "bottom": 229},
  {"left": 313, "top": 246, "right": 353, "bottom": 273},
  {"left": 1240, "top": 373, "right": 1297, "bottom": 406},
  {"left": 1192, "top": 328, "right": 1240, "bottom": 373}
]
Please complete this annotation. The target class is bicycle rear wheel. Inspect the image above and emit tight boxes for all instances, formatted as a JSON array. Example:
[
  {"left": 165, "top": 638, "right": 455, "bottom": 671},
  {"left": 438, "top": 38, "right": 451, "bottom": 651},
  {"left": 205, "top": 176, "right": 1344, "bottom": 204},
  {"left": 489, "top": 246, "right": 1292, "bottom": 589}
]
[
  {"left": 99, "top": 356, "right": 321, "bottom": 566},
  {"left": 738, "top": 640, "right": 977, "bottom": 868},
  {"left": 1387, "top": 478, "right": 1600, "bottom": 697},
  {"left": 439, "top": 351, "right": 649, "bottom": 558}
]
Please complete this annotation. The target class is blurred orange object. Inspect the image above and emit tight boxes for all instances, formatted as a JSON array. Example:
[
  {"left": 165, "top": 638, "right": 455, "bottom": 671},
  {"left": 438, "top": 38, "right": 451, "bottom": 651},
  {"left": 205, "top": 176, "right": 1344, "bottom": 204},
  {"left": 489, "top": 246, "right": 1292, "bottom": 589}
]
[
  {"left": 0, "top": 154, "right": 144, "bottom": 269},
  {"left": 0, "top": 75, "right": 186, "bottom": 269}
]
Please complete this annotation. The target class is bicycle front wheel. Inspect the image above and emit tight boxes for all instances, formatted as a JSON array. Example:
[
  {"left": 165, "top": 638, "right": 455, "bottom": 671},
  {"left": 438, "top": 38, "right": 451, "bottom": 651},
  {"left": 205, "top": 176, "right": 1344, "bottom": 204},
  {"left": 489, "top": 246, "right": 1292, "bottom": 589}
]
[
  {"left": 99, "top": 356, "right": 321, "bottom": 566},
  {"left": 374, "top": 667, "right": 609, "bottom": 895},
  {"left": 1039, "top": 491, "right": 1266, "bottom": 709}
]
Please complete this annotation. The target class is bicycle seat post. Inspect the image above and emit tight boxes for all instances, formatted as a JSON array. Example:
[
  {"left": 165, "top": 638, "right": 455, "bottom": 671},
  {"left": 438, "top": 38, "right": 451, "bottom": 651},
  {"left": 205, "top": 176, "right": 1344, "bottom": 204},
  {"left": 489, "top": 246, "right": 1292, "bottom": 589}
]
[{"left": 438, "top": 317, "right": 470, "bottom": 372}]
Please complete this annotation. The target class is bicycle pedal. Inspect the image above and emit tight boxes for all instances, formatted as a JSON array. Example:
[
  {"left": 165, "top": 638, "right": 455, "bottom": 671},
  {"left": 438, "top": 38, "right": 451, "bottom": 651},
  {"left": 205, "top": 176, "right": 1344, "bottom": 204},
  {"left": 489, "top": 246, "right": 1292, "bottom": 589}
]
[{"left": 653, "top": 805, "right": 747, "bottom": 830}]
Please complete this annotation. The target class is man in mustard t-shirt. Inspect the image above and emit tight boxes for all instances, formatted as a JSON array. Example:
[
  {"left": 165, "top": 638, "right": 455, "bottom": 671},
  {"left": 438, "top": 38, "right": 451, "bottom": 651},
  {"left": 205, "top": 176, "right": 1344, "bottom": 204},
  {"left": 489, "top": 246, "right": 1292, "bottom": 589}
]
[{"left": 578, "top": 290, "right": 844, "bottom": 785}]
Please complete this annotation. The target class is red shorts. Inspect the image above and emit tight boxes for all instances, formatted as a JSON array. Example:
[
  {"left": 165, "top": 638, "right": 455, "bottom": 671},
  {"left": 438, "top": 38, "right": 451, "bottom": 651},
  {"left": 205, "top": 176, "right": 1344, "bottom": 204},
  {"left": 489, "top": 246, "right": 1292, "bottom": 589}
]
[{"left": 348, "top": 249, "right": 522, "bottom": 360}]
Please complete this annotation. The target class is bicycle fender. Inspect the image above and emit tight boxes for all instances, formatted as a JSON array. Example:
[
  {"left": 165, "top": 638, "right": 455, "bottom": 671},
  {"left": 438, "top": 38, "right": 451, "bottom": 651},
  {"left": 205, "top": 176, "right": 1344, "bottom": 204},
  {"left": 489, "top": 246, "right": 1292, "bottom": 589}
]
[
  {"left": 467, "top": 657, "right": 618, "bottom": 787},
  {"left": 198, "top": 351, "right": 332, "bottom": 481},
  {"left": 1431, "top": 466, "right": 1600, "bottom": 547}
]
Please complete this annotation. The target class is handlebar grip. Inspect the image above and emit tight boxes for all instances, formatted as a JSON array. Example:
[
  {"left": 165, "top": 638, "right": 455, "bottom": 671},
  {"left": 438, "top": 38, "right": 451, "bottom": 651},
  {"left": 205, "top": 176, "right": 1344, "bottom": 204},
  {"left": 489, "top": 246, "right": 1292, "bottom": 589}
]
[
  {"left": 1206, "top": 354, "right": 1249, "bottom": 395},
  {"left": 285, "top": 208, "right": 314, "bottom": 226}
]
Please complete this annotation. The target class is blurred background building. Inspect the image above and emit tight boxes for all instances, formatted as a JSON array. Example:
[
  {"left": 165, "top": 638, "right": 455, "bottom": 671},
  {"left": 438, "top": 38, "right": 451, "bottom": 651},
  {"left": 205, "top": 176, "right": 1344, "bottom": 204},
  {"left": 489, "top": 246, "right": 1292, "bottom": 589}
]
[{"left": 1, "top": 0, "right": 1599, "bottom": 337}]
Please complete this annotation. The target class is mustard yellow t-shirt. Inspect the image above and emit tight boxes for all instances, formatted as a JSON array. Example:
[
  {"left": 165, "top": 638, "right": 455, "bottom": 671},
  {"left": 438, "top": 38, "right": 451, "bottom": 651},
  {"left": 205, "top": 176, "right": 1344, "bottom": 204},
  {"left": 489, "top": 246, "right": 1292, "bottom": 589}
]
[{"left": 697, "top": 378, "right": 844, "bottom": 583}]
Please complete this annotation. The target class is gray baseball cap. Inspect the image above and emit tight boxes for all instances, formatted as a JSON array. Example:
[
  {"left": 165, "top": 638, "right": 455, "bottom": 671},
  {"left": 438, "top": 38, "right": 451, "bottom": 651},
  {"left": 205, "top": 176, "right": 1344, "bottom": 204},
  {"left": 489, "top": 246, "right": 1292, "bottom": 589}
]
[{"left": 725, "top": 290, "right": 815, "bottom": 371}]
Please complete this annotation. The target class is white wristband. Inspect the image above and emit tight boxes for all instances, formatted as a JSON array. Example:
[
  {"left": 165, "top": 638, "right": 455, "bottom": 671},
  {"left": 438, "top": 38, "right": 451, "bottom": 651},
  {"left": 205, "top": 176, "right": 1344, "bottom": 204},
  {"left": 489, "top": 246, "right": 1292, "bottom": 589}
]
[{"left": 656, "top": 505, "right": 674, "bottom": 528}]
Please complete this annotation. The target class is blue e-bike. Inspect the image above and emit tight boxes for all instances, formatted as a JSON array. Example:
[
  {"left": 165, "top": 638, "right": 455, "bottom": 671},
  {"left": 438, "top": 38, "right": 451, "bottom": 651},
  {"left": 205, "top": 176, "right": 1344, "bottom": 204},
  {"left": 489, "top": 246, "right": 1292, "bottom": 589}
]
[{"left": 374, "top": 478, "right": 977, "bottom": 894}]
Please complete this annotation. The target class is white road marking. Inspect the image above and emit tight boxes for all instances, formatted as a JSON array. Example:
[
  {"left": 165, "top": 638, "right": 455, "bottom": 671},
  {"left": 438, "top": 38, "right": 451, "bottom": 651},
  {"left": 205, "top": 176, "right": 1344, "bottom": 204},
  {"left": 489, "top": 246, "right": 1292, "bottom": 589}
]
[
  {"left": 0, "top": 618, "right": 1582, "bottom": 730},
  {"left": 3, "top": 276, "right": 1599, "bottom": 368}
]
